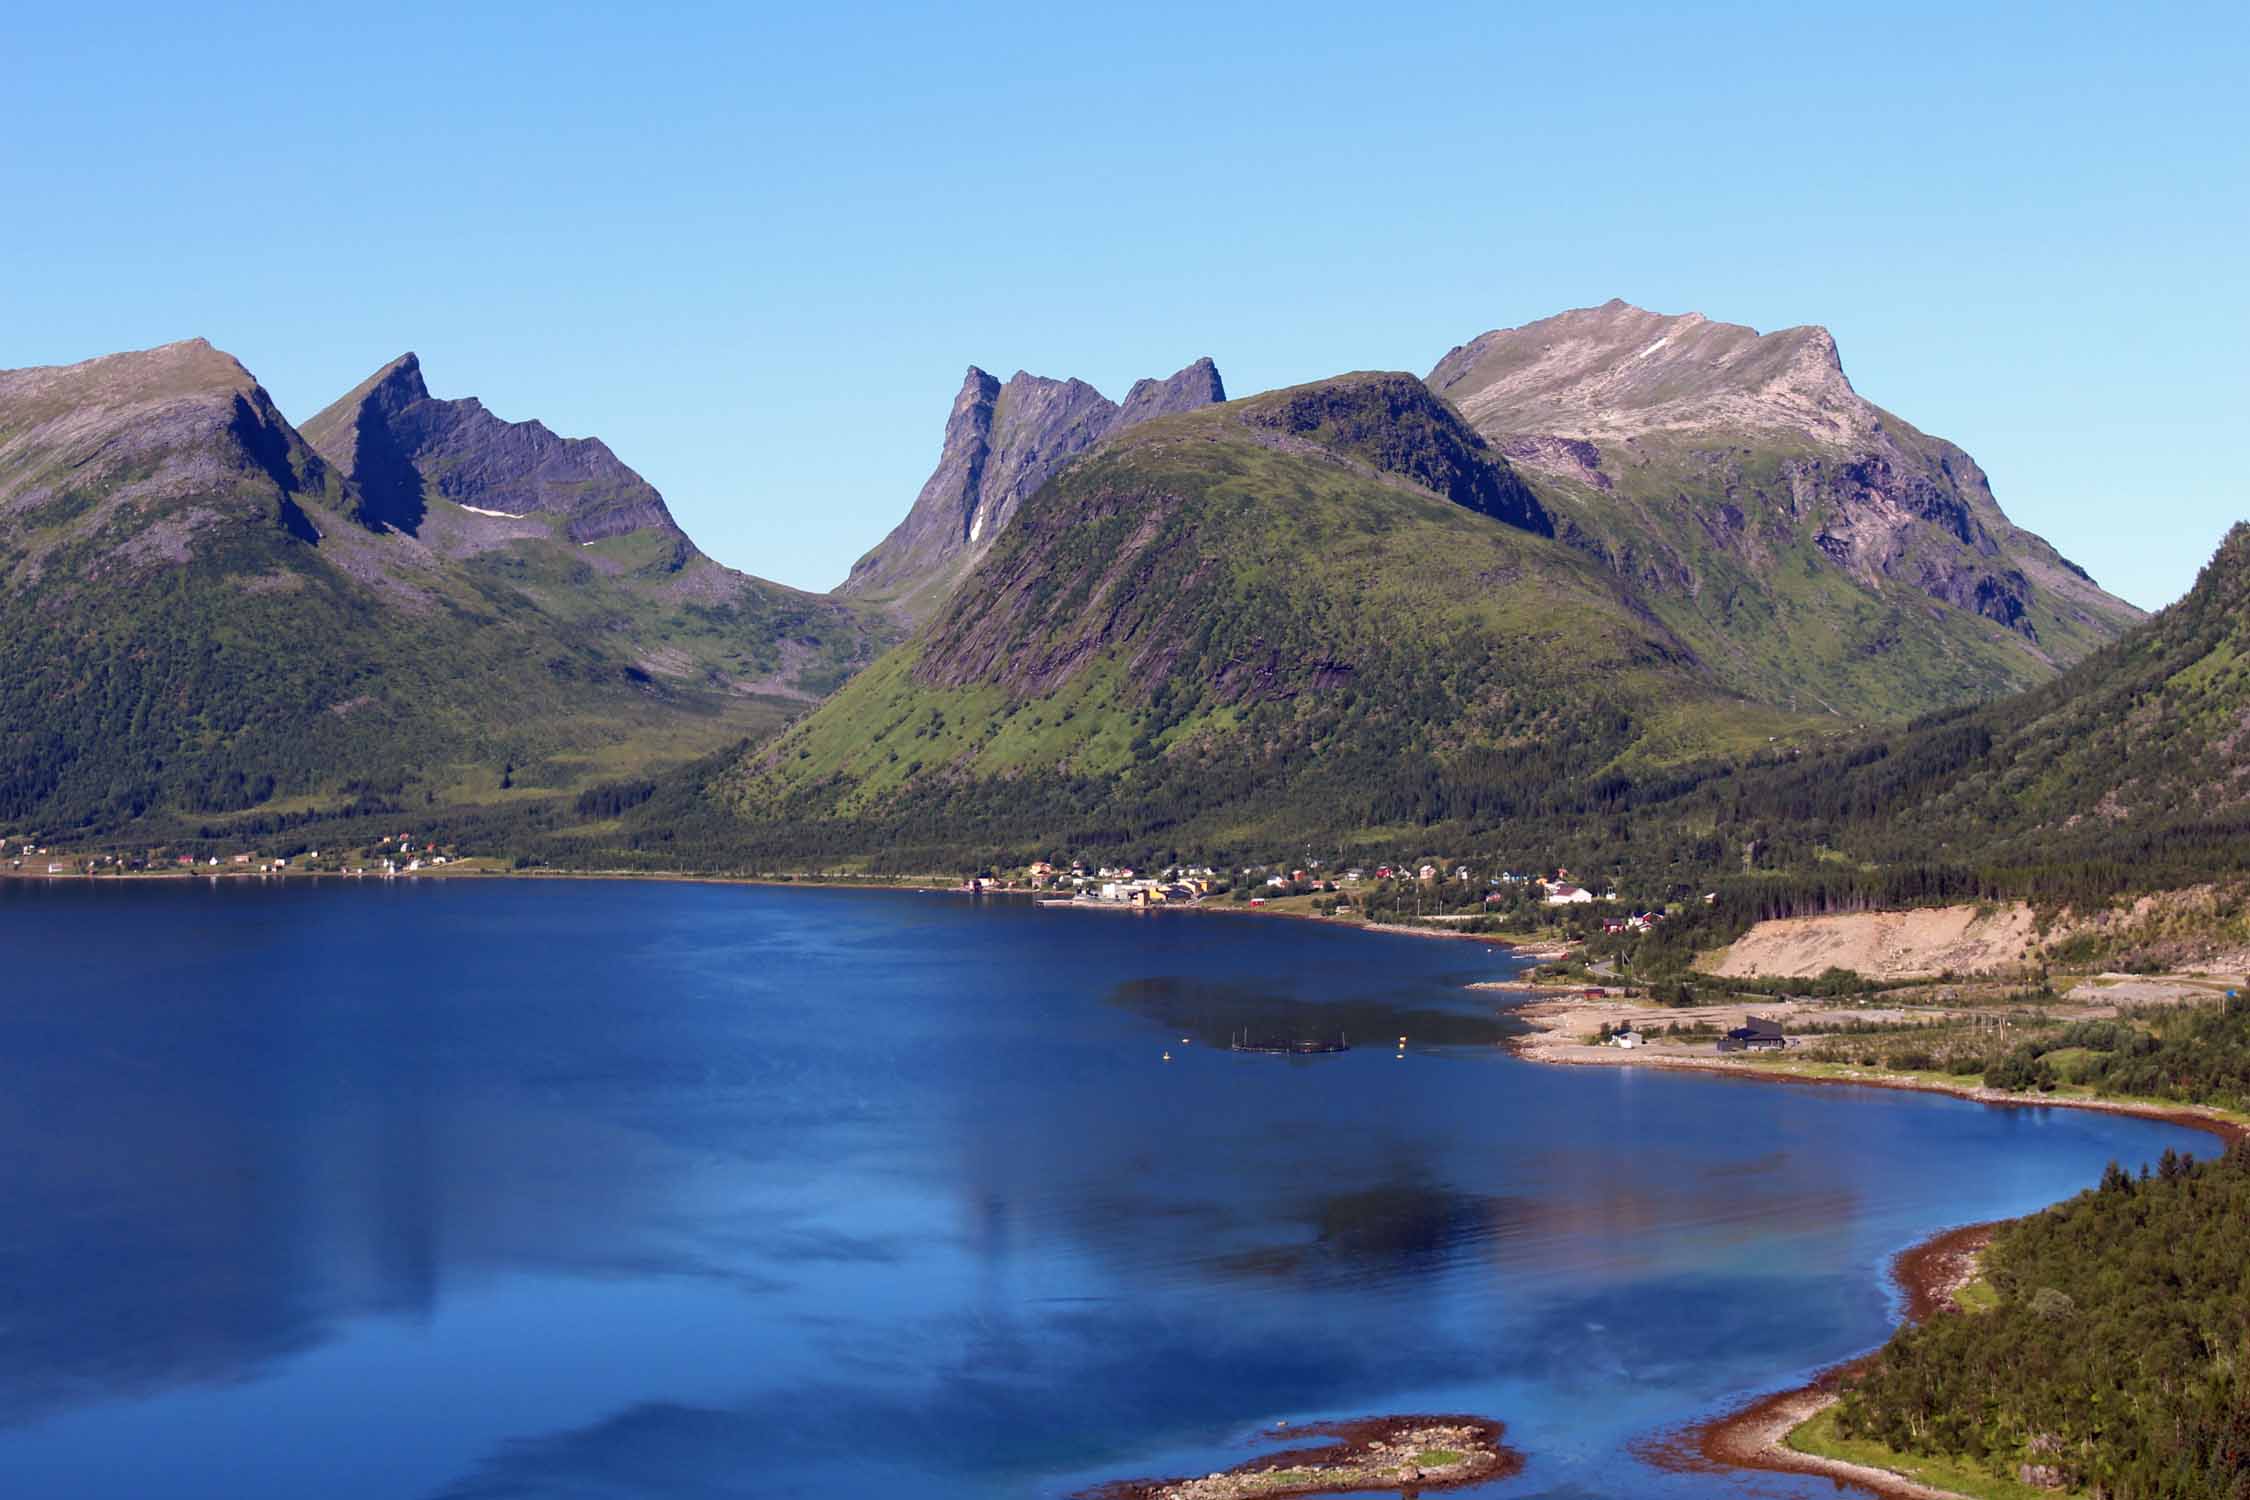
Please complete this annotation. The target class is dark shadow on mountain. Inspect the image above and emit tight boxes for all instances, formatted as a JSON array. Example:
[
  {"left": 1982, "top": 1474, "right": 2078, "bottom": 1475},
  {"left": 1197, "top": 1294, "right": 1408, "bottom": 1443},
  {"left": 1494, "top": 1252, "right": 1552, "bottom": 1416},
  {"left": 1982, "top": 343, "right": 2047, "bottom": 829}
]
[
  {"left": 230, "top": 394, "right": 308, "bottom": 494},
  {"left": 350, "top": 399, "right": 427, "bottom": 533},
  {"left": 230, "top": 393, "right": 324, "bottom": 543},
  {"left": 276, "top": 493, "right": 322, "bottom": 543}
]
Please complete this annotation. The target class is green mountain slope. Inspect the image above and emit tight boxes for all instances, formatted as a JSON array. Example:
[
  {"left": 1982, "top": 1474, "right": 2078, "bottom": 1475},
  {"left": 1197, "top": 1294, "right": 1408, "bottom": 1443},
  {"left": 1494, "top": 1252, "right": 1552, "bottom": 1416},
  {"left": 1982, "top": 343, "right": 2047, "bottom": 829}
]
[
  {"left": 1401, "top": 521, "right": 2250, "bottom": 914},
  {"left": 0, "top": 341, "right": 878, "bottom": 835},
  {"left": 1429, "top": 301, "right": 2143, "bottom": 718},
  {"left": 1705, "top": 522, "right": 2250, "bottom": 874},
  {"left": 302, "top": 353, "right": 898, "bottom": 703},
  {"left": 656, "top": 373, "right": 1825, "bottom": 866}
]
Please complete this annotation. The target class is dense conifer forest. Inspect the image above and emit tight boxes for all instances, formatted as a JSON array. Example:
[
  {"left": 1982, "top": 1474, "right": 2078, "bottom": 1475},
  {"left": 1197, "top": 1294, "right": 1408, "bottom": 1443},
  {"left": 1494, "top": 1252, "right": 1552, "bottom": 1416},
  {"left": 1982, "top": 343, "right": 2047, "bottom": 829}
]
[{"left": 1835, "top": 1137, "right": 2250, "bottom": 1498}]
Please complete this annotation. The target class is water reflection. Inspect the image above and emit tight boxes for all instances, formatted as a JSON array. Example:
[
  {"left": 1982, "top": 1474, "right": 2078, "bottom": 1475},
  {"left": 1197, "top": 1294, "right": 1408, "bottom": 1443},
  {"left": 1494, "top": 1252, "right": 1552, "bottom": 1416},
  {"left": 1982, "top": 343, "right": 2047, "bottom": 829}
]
[
  {"left": 0, "top": 881, "right": 2216, "bottom": 1500},
  {"left": 1105, "top": 974, "right": 1525, "bottom": 1048}
]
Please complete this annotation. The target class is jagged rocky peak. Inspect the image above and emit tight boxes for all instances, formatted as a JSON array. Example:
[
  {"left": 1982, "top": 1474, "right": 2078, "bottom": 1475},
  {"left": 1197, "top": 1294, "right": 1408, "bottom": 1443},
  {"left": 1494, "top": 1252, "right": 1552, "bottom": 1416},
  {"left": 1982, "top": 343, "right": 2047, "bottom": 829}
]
[
  {"left": 1429, "top": 298, "right": 1870, "bottom": 444},
  {"left": 1117, "top": 355, "right": 1225, "bottom": 427},
  {"left": 303, "top": 354, "right": 685, "bottom": 549},
  {"left": 981, "top": 370, "right": 1121, "bottom": 544},
  {"left": 838, "top": 354, "right": 1228, "bottom": 617}
]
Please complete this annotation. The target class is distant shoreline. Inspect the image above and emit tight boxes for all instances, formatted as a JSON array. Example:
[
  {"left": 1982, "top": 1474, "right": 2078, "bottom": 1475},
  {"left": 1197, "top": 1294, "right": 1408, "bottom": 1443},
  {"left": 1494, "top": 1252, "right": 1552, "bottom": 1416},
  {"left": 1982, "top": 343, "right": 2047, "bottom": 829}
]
[
  {"left": 1510, "top": 1000, "right": 2244, "bottom": 1499},
  {"left": 3, "top": 865, "right": 1566, "bottom": 952},
  {"left": 1501, "top": 992, "right": 2249, "bottom": 1148}
]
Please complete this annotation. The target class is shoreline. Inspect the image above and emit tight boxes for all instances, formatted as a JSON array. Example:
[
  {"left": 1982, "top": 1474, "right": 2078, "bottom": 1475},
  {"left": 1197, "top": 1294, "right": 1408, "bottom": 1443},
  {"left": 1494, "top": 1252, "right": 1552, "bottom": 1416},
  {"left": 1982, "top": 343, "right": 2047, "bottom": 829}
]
[
  {"left": 0, "top": 866, "right": 969, "bottom": 893},
  {"left": 1076, "top": 1415, "right": 1521, "bottom": 1500},
  {"left": 20, "top": 866, "right": 2224, "bottom": 1496},
  {"left": 1502, "top": 994, "right": 2249, "bottom": 1150},
  {"left": 1644, "top": 1223, "right": 2001, "bottom": 1500},
  {"left": 12, "top": 866, "right": 1568, "bottom": 954},
  {"left": 1510, "top": 1005, "right": 2243, "bottom": 1500}
]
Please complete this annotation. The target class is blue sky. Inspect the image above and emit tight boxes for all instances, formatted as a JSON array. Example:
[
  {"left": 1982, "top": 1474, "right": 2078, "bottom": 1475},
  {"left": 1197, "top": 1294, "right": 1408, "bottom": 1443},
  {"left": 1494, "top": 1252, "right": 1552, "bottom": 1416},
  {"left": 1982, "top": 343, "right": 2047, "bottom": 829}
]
[{"left": 6, "top": 2, "right": 2244, "bottom": 607}]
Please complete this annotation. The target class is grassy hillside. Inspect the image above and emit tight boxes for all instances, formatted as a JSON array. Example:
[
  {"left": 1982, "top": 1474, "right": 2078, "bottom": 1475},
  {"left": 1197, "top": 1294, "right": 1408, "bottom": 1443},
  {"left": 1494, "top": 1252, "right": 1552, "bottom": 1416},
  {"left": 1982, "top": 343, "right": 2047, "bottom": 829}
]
[
  {"left": 1659, "top": 523, "right": 2250, "bottom": 881},
  {"left": 1511, "top": 424, "right": 2130, "bottom": 719},
  {"left": 631, "top": 374, "right": 1825, "bottom": 868},
  {"left": 0, "top": 341, "right": 848, "bottom": 837}
]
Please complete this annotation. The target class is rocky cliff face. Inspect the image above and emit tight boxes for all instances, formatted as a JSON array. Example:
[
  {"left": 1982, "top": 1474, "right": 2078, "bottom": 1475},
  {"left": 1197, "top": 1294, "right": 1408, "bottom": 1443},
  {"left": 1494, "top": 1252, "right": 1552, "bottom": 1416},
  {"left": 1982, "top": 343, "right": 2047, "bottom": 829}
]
[
  {"left": 1431, "top": 299, "right": 1871, "bottom": 443},
  {"left": 1115, "top": 355, "right": 1226, "bottom": 428},
  {"left": 303, "top": 354, "right": 686, "bottom": 553},
  {"left": 0, "top": 339, "right": 349, "bottom": 588},
  {"left": 1427, "top": 301, "right": 2143, "bottom": 713},
  {"left": 301, "top": 352, "right": 899, "bottom": 698},
  {"left": 838, "top": 356, "right": 1227, "bottom": 620}
]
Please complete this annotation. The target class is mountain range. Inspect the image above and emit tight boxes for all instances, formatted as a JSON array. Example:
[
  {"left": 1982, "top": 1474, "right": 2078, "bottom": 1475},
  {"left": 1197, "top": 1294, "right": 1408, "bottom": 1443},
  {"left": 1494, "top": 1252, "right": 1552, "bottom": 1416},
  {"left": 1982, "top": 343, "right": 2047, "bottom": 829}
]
[
  {"left": 0, "top": 303, "right": 2171, "bottom": 860},
  {"left": 0, "top": 340, "right": 893, "bottom": 833},
  {"left": 659, "top": 304, "right": 2151, "bottom": 865}
]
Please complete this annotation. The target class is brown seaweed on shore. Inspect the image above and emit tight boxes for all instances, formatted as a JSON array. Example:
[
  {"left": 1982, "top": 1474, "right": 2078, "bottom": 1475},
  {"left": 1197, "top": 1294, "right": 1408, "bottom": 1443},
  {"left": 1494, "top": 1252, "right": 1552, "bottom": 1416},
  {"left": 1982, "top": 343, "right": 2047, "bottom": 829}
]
[
  {"left": 1639, "top": 1222, "right": 2002, "bottom": 1500},
  {"left": 1075, "top": 1414, "right": 1521, "bottom": 1500}
]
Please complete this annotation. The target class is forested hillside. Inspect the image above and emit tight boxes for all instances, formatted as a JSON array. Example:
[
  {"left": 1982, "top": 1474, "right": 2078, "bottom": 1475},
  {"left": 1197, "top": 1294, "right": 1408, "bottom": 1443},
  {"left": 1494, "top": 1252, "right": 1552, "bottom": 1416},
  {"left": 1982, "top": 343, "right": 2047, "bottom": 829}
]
[
  {"left": 1634, "top": 522, "right": 2250, "bottom": 886},
  {"left": 1832, "top": 1134, "right": 2250, "bottom": 1498}
]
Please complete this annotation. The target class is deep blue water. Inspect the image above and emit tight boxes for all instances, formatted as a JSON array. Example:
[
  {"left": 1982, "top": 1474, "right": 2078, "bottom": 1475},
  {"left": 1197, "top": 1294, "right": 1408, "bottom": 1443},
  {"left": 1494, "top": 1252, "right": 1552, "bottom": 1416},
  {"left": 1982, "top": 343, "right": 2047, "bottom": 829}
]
[{"left": 0, "top": 879, "right": 2210, "bottom": 1499}]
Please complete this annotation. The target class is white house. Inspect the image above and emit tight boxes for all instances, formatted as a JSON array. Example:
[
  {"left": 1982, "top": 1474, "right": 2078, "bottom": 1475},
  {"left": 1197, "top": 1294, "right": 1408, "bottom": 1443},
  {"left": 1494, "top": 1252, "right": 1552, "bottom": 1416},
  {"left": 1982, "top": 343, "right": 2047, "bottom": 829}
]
[{"left": 1544, "top": 884, "right": 1595, "bottom": 905}]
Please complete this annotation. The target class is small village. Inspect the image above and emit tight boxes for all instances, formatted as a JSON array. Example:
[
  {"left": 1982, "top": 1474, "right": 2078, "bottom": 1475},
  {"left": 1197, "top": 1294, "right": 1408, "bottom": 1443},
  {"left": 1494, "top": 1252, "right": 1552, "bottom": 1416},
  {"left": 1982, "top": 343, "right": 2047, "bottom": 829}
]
[
  {"left": 0, "top": 833, "right": 484, "bottom": 879},
  {"left": 966, "top": 852, "right": 1687, "bottom": 926}
]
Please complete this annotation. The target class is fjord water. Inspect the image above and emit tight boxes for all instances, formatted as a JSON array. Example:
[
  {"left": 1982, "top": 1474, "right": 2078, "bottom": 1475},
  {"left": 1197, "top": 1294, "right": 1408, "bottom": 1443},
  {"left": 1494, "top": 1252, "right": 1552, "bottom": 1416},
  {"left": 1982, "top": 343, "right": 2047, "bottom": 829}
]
[{"left": 0, "top": 881, "right": 2206, "bottom": 1500}]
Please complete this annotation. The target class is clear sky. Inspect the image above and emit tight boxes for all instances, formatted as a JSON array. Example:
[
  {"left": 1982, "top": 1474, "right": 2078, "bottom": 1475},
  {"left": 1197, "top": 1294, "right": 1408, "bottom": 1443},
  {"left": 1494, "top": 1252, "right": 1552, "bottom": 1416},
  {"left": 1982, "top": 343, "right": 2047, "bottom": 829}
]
[{"left": 6, "top": 2, "right": 2244, "bottom": 608}]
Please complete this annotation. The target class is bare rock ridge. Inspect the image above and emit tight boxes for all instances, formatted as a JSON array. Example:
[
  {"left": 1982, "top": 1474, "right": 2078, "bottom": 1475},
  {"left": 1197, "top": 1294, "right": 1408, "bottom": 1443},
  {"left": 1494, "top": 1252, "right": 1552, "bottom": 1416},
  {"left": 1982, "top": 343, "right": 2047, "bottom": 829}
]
[
  {"left": 1429, "top": 298, "right": 1869, "bottom": 442},
  {"left": 303, "top": 354, "right": 689, "bottom": 556},
  {"left": 838, "top": 355, "right": 1227, "bottom": 619},
  {"left": 0, "top": 338, "right": 347, "bottom": 577},
  {"left": 297, "top": 350, "right": 898, "bottom": 699},
  {"left": 1116, "top": 355, "right": 1226, "bottom": 427},
  {"left": 1428, "top": 300, "right": 2143, "bottom": 685}
]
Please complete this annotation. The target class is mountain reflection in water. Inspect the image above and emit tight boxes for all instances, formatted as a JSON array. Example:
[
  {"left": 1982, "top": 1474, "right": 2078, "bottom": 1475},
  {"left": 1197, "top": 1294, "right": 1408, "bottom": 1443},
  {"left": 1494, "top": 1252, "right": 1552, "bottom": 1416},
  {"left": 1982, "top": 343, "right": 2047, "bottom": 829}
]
[
  {"left": 0, "top": 880, "right": 2211, "bottom": 1500},
  {"left": 1105, "top": 973, "right": 1525, "bottom": 1049}
]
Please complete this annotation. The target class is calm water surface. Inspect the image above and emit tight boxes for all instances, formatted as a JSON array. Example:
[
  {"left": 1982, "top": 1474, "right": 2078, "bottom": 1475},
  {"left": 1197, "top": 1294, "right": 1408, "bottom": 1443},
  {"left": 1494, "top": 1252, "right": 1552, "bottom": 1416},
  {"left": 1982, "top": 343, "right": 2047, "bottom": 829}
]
[{"left": 0, "top": 880, "right": 2209, "bottom": 1499}]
